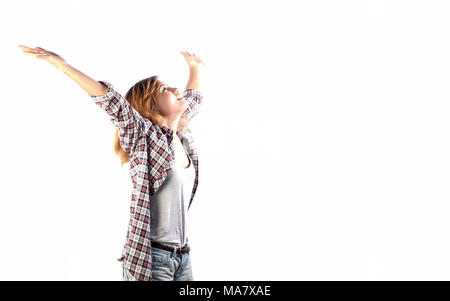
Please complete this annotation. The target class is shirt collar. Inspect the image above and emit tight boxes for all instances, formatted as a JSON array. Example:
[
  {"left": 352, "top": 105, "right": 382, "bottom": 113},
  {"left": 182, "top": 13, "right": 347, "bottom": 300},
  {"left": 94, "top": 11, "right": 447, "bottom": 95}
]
[{"left": 160, "top": 125, "right": 174, "bottom": 136}]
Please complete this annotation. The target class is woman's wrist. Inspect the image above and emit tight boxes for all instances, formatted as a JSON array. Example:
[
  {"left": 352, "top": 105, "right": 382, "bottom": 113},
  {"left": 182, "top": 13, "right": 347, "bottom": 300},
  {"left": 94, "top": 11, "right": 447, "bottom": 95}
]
[
  {"left": 55, "top": 61, "right": 70, "bottom": 73},
  {"left": 189, "top": 65, "right": 202, "bottom": 72}
]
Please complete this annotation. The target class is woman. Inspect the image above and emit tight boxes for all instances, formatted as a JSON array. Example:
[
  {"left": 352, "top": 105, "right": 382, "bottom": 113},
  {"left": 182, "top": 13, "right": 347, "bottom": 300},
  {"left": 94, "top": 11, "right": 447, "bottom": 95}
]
[{"left": 19, "top": 45, "right": 205, "bottom": 281}]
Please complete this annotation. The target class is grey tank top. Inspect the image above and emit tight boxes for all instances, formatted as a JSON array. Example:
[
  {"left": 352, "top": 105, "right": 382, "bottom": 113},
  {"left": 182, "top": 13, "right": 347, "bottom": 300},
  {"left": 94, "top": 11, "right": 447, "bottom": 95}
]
[{"left": 150, "top": 150, "right": 195, "bottom": 248}]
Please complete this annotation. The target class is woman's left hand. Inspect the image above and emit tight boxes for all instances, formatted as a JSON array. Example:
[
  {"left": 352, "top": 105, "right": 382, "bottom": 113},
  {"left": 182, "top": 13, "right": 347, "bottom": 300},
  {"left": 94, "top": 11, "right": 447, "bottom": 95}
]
[{"left": 180, "top": 51, "right": 205, "bottom": 68}]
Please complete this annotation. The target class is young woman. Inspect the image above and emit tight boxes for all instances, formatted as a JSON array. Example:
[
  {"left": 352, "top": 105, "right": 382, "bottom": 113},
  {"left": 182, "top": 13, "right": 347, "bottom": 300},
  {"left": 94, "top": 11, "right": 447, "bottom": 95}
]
[{"left": 19, "top": 45, "right": 205, "bottom": 281}]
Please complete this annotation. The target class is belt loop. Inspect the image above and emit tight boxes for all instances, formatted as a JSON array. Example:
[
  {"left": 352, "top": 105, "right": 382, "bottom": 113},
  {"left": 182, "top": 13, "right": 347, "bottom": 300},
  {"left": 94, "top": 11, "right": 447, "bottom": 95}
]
[{"left": 171, "top": 246, "right": 176, "bottom": 258}]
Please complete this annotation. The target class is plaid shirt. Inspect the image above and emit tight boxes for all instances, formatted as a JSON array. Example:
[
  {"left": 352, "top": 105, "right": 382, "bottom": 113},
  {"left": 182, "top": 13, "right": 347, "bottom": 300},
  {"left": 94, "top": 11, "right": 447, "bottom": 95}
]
[{"left": 91, "top": 80, "right": 202, "bottom": 281}]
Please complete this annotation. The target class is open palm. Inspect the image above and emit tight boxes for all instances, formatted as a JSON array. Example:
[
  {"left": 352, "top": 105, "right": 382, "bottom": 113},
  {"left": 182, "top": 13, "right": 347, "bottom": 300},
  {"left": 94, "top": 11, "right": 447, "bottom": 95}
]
[
  {"left": 180, "top": 51, "right": 205, "bottom": 68},
  {"left": 19, "top": 45, "right": 67, "bottom": 71}
]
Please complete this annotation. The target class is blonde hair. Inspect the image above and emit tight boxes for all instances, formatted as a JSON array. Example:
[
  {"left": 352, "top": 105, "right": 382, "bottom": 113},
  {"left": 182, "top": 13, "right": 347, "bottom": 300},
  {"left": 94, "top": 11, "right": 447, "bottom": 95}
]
[{"left": 114, "top": 75, "right": 189, "bottom": 167}]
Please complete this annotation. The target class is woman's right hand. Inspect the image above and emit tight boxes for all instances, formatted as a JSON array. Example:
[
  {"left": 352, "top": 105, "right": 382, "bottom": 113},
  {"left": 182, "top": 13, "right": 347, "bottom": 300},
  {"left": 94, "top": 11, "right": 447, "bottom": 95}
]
[{"left": 19, "top": 45, "right": 69, "bottom": 72}]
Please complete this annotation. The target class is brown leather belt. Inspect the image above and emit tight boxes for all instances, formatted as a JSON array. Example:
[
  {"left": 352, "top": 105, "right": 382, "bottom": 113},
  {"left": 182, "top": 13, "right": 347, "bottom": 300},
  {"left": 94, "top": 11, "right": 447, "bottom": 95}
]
[{"left": 151, "top": 240, "right": 190, "bottom": 255}]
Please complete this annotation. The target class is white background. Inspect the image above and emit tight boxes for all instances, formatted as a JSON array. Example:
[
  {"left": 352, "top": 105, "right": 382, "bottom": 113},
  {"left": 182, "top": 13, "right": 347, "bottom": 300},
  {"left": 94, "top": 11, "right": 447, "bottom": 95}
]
[{"left": 0, "top": 0, "right": 449, "bottom": 280}]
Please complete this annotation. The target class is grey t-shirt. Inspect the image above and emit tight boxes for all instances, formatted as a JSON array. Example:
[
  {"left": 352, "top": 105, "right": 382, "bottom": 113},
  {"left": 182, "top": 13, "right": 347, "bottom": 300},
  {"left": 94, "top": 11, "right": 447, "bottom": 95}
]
[{"left": 150, "top": 152, "right": 195, "bottom": 248}]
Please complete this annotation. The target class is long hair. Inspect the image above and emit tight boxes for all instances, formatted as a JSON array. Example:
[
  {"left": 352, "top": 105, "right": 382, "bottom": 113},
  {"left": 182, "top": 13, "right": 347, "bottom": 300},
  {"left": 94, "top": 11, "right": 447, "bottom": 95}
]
[{"left": 114, "top": 75, "right": 190, "bottom": 167}]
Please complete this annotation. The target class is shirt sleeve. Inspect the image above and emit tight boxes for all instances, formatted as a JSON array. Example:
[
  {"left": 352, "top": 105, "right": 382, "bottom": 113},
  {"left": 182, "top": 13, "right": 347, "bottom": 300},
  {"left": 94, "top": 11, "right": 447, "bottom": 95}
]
[
  {"left": 91, "top": 81, "right": 147, "bottom": 155},
  {"left": 181, "top": 89, "right": 203, "bottom": 120}
]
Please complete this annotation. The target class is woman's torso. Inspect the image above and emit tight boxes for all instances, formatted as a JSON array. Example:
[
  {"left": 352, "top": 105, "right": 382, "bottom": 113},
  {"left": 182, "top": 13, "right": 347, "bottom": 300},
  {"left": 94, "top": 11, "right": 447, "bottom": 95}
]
[{"left": 149, "top": 134, "right": 195, "bottom": 247}]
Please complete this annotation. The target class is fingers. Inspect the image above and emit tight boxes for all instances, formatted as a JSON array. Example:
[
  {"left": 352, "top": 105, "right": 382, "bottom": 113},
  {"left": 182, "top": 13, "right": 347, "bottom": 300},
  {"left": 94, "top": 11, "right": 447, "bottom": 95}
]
[
  {"left": 19, "top": 45, "right": 37, "bottom": 53},
  {"left": 19, "top": 45, "right": 43, "bottom": 53},
  {"left": 180, "top": 51, "right": 196, "bottom": 57},
  {"left": 179, "top": 51, "right": 205, "bottom": 66},
  {"left": 19, "top": 45, "right": 46, "bottom": 52},
  {"left": 19, "top": 45, "right": 49, "bottom": 59},
  {"left": 23, "top": 52, "right": 49, "bottom": 59}
]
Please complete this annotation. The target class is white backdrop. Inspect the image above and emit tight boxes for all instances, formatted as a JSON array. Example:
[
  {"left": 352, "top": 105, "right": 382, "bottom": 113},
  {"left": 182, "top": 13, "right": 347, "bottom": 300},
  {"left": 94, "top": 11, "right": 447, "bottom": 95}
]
[{"left": 1, "top": 0, "right": 450, "bottom": 280}]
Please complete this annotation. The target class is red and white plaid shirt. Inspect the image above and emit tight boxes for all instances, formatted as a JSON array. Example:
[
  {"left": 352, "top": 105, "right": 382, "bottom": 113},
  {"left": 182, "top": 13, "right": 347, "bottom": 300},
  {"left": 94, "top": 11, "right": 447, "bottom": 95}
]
[{"left": 91, "top": 81, "right": 203, "bottom": 281}]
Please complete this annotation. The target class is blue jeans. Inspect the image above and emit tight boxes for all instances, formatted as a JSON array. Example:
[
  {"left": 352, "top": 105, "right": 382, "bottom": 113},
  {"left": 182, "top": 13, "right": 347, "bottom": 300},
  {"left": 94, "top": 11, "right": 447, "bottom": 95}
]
[{"left": 122, "top": 246, "right": 193, "bottom": 281}]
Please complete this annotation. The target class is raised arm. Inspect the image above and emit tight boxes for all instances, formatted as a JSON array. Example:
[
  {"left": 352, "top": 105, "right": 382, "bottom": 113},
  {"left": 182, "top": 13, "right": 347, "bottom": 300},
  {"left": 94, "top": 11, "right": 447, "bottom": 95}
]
[
  {"left": 19, "top": 45, "right": 147, "bottom": 155},
  {"left": 19, "top": 45, "right": 108, "bottom": 96},
  {"left": 180, "top": 51, "right": 205, "bottom": 120},
  {"left": 180, "top": 51, "right": 205, "bottom": 92}
]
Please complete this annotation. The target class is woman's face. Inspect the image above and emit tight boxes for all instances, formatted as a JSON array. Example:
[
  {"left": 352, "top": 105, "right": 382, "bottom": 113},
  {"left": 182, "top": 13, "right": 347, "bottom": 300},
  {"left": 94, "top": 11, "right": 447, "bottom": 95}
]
[{"left": 156, "top": 81, "right": 188, "bottom": 117}]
